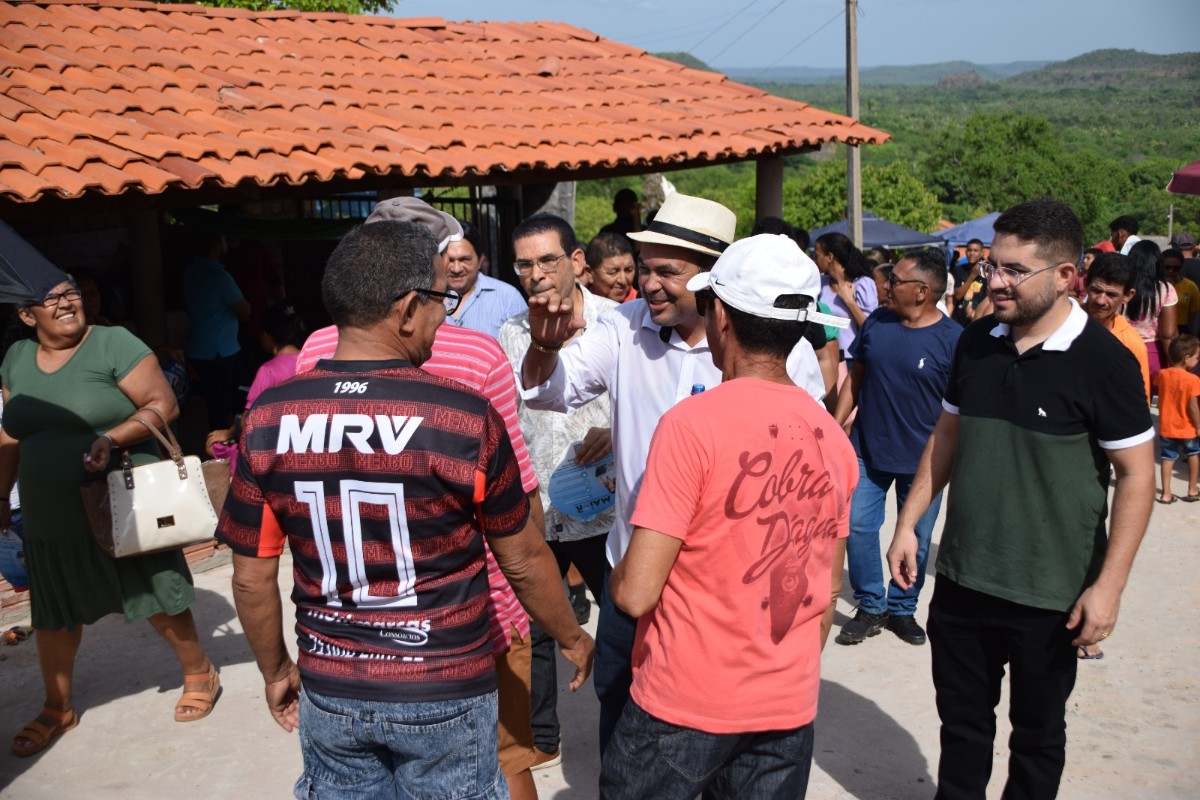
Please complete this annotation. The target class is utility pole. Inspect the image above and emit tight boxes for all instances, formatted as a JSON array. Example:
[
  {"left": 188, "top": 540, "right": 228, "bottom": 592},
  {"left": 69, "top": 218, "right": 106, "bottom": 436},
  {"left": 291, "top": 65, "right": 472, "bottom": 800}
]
[{"left": 846, "top": 0, "right": 862, "bottom": 247}]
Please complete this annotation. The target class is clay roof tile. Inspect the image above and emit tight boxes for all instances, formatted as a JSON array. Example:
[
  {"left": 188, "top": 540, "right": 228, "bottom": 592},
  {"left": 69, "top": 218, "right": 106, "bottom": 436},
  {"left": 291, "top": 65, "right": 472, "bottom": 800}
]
[{"left": 0, "top": 1, "right": 887, "bottom": 201}]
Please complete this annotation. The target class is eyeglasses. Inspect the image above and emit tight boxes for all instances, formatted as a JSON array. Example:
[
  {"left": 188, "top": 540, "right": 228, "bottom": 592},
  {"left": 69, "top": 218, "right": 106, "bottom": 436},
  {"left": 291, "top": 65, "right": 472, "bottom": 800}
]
[
  {"left": 35, "top": 287, "right": 82, "bottom": 308},
  {"left": 513, "top": 253, "right": 568, "bottom": 276},
  {"left": 979, "top": 260, "right": 1063, "bottom": 286},
  {"left": 886, "top": 271, "right": 927, "bottom": 288},
  {"left": 394, "top": 287, "right": 462, "bottom": 314},
  {"left": 695, "top": 288, "right": 716, "bottom": 317}
]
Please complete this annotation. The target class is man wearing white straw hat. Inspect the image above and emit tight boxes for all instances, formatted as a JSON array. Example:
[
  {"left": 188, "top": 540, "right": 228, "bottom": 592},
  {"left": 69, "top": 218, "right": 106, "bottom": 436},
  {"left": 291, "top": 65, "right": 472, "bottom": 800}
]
[{"left": 518, "top": 193, "right": 832, "bottom": 757}]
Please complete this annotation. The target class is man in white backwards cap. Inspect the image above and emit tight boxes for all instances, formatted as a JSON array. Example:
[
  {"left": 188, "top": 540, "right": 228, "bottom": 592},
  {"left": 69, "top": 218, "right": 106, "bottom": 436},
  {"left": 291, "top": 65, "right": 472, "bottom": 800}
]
[{"left": 599, "top": 234, "right": 857, "bottom": 798}]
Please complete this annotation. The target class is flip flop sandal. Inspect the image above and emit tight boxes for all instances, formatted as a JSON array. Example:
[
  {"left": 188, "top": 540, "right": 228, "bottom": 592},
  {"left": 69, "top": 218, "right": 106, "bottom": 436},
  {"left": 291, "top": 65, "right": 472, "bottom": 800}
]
[
  {"left": 1076, "top": 645, "right": 1105, "bottom": 660},
  {"left": 1183, "top": 494, "right": 1200, "bottom": 503},
  {"left": 12, "top": 707, "right": 79, "bottom": 757},
  {"left": 175, "top": 662, "right": 221, "bottom": 723},
  {"left": 1156, "top": 496, "right": 1177, "bottom": 505}
]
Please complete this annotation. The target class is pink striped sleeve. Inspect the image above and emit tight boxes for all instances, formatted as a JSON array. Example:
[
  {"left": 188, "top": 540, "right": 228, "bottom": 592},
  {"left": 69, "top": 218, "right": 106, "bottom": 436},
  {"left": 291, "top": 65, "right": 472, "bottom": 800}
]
[{"left": 296, "top": 325, "right": 339, "bottom": 374}]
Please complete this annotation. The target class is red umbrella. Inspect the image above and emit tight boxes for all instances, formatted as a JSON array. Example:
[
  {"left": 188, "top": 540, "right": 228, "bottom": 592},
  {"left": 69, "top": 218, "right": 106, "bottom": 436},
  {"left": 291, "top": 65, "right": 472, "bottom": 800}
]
[{"left": 1167, "top": 160, "right": 1200, "bottom": 196}]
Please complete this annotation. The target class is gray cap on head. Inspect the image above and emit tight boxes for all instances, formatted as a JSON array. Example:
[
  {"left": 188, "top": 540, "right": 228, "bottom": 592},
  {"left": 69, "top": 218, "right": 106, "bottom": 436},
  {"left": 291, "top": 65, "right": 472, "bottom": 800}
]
[{"left": 365, "top": 197, "right": 464, "bottom": 253}]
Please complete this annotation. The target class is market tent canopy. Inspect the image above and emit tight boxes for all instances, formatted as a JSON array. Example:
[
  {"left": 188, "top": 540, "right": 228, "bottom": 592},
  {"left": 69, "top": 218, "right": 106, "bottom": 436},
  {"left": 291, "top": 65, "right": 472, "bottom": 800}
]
[
  {"left": 936, "top": 212, "right": 1001, "bottom": 246},
  {"left": 809, "top": 212, "right": 943, "bottom": 249},
  {"left": 1167, "top": 160, "right": 1200, "bottom": 196}
]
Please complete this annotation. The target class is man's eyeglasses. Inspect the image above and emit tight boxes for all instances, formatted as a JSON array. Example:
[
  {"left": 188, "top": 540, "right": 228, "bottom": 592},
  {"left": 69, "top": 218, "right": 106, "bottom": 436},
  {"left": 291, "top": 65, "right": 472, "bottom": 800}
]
[
  {"left": 35, "top": 287, "right": 81, "bottom": 308},
  {"left": 695, "top": 288, "right": 716, "bottom": 317},
  {"left": 395, "top": 287, "right": 462, "bottom": 314},
  {"left": 979, "top": 260, "right": 1062, "bottom": 286},
  {"left": 514, "top": 253, "right": 568, "bottom": 276},
  {"left": 886, "top": 271, "right": 927, "bottom": 288}
]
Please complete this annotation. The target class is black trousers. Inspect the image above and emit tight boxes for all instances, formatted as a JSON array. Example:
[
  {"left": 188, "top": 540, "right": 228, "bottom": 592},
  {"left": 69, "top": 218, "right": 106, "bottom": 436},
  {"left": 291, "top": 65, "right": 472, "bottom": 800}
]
[
  {"left": 529, "top": 534, "right": 608, "bottom": 753},
  {"left": 928, "top": 578, "right": 1079, "bottom": 800}
]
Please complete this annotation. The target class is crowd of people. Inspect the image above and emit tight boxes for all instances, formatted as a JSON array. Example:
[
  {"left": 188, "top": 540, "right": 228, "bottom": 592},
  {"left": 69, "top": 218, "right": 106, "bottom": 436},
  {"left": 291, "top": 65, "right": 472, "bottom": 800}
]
[{"left": 0, "top": 188, "right": 1191, "bottom": 800}]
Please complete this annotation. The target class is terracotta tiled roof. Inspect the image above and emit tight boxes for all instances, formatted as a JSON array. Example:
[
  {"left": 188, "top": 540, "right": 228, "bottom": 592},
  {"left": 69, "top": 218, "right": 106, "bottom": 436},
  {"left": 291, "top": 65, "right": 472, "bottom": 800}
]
[{"left": 0, "top": 0, "right": 889, "bottom": 203}]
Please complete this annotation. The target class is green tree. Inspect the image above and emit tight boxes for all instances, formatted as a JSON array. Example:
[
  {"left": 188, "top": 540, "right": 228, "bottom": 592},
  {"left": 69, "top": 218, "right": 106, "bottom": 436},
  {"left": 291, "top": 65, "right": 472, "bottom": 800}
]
[
  {"left": 918, "top": 113, "right": 1070, "bottom": 220},
  {"left": 785, "top": 160, "right": 942, "bottom": 233},
  {"left": 160, "top": 0, "right": 395, "bottom": 13}
]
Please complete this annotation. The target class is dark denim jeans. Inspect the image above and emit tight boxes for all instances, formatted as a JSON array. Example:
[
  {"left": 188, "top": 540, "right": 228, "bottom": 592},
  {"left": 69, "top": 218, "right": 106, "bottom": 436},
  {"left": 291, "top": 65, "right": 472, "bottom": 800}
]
[
  {"left": 928, "top": 579, "right": 1078, "bottom": 800},
  {"left": 530, "top": 534, "right": 609, "bottom": 753},
  {"left": 846, "top": 457, "right": 944, "bottom": 616},
  {"left": 293, "top": 686, "right": 508, "bottom": 799},
  {"left": 594, "top": 559, "right": 639, "bottom": 757},
  {"left": 599, "top": 701, "right": 814, "bottom": 800}
]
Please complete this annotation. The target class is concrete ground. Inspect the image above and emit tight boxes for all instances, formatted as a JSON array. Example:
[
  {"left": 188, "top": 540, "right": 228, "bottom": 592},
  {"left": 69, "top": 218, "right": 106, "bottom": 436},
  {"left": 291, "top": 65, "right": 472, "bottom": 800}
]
[{"left": 1, "top": 483, "right": 1197, "bottom": 799}]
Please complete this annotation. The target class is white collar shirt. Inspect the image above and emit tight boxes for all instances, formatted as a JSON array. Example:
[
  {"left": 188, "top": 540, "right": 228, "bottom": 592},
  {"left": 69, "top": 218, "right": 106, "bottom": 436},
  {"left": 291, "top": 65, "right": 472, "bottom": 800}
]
[{"left": 521, "top": 299, "right": 824, "bottom": 564}]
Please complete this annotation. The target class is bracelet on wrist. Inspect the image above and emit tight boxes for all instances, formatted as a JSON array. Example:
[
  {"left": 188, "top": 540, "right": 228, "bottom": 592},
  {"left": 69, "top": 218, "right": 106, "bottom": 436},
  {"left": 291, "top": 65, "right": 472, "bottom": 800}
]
[
  {"left": 102, "top": 433, "right": 118, "bottom": 449},
  {"left": 529, "top": 338, "right": 563, "bottom": 354}
]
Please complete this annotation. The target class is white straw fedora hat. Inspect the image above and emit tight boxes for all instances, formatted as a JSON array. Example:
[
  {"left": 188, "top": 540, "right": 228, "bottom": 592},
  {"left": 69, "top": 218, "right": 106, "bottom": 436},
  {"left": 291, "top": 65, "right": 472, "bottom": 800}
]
[{"left": 628, "top": 194, "right": 736, "bottom": 257}]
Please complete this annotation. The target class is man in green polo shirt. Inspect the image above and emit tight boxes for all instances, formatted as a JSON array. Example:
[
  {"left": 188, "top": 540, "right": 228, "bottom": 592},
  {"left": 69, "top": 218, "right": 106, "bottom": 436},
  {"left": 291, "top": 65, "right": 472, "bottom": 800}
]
[{"left": 887, "top": 199, "right": 1155, "bottom": 799}]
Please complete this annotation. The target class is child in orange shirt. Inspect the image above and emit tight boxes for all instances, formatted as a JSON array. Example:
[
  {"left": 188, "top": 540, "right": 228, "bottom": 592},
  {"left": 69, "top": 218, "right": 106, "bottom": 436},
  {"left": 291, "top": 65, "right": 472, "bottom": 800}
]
[{"left": 1155, "top": 334, "right": 1200, "bottom": 503}]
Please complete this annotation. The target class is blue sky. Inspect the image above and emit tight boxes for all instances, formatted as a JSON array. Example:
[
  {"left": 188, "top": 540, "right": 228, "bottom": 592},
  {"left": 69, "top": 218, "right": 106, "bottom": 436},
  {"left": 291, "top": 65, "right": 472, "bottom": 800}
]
[{"left": 397, "top": 0, "right": 1197, "bottom": 69}]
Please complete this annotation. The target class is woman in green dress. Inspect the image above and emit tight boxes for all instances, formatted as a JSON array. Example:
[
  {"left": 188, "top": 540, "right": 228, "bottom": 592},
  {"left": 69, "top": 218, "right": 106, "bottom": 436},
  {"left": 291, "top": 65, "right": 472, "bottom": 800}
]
[{"left": 0, "top": 277, "right": 220, "bottom": 757}]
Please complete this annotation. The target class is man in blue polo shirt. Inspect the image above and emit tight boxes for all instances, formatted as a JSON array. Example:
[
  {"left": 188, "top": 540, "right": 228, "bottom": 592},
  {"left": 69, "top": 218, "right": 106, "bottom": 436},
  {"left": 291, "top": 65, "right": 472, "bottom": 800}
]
[
  {"left": 444, "top": 219, "right": 527, "bottom": 338},
  {"left": 888, "top": 199, "right": 1155, "bottom": 798},
  {"left": 834, "top": 249, "right": 961, "bottom": 647}
]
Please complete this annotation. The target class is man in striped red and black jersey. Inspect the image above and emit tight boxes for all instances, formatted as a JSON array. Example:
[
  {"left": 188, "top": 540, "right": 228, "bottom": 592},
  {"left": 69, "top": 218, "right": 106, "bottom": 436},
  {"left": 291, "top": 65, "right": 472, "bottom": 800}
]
[{"left": 218, "top": 220, "right": 593, "bottom": 799}]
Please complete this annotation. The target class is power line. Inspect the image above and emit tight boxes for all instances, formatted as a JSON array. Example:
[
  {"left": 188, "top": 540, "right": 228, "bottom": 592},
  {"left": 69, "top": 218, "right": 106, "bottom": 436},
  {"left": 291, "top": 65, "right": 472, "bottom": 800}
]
[
  {"left": 688, "top": 0, "right": 765, "bottom": 55},
  {"left": 624, "top": 9, "right": 760, "bottom": 47},
  {"left": 703, "top": 0, "right": 791, "bottom": 65},
  {"left": 747, "top": 7, "right": 845, "bottom": 81}
]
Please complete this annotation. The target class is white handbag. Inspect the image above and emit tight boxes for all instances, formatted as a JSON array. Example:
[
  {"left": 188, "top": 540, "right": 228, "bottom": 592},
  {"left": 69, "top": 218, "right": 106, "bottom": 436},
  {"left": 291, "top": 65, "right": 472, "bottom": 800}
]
[{"left": 81, "top": 413, "right": 221, "bottom": 558}]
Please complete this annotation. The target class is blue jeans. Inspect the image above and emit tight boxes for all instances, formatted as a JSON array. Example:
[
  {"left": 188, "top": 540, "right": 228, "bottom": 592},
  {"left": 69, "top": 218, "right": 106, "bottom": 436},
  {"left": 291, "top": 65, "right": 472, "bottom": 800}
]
[
  {"left": 846, "top": 457, "right": 943, "bottom": 616},
  {"left": 595, "top": 559, "right": 639, "bottom": 757},
  {"left": 293, "top": 686, "right": 508, "bottom": 800},
  {"left": 600, "top": 700, "right": 814, "bottom": 800}
]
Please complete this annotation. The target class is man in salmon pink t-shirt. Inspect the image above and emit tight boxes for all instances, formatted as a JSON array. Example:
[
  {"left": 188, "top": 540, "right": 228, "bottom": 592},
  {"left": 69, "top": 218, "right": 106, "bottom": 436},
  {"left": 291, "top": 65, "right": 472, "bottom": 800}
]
[{"left": 600, "top": 235, "right": 858, "bottom": 799}]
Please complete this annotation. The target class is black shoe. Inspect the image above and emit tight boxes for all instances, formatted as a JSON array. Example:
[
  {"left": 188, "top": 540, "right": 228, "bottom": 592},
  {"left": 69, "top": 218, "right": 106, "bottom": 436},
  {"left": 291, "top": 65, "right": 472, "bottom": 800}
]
[
  {"left": 835, "top": 609, "right": 889, "bottom": 645},
  {"left": 887, "top": 614, "right": 927, "bottom": 645},
  {"left": 569, "top": 585, "right": 591, "bottom": 626}
]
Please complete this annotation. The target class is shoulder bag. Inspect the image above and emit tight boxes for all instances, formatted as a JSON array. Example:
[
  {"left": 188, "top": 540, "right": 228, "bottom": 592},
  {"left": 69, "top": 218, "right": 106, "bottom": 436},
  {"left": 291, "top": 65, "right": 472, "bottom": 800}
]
[{"left": 80, "top": 409, "right": 230, "bottom": 558}]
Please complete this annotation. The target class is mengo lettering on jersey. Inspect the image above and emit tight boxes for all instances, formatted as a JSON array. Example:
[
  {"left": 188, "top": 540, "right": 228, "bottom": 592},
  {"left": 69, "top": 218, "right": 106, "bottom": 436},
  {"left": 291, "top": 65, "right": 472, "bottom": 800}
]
[{"left": 276, "top": 413, "right": 424, "bottom": 455}]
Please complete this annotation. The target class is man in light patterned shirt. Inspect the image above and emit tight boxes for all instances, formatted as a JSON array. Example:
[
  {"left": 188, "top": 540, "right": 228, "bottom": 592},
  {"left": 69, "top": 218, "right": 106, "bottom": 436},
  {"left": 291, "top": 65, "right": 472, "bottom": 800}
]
[{"left": 499, "top": 213, "right": 616, "bottom": 769}]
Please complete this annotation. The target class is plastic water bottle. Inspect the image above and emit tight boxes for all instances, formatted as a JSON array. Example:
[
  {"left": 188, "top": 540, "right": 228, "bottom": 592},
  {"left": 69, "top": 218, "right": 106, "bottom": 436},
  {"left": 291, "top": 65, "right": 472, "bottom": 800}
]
[{"left": 691, "top": 384, "right": 706, "bottom": 395}]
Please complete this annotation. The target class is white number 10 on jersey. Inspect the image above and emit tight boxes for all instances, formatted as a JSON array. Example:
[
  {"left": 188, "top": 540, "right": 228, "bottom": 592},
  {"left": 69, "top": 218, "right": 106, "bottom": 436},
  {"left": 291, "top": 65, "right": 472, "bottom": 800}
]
[{"left": 294, "top": 480, "right": 418, "bottom": 608}]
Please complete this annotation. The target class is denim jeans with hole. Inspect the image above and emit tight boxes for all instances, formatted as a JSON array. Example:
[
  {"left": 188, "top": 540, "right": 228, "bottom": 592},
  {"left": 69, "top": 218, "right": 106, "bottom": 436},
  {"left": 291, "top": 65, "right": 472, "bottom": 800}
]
[
  {"left": 846, "top": 457, "right": 944, "bottom": 616},
  {"left": 293, "top": 686, "right": 508, "bottom": 800},
  {"left": 599, "top": 701, "right": 814, "bottom": 800}
]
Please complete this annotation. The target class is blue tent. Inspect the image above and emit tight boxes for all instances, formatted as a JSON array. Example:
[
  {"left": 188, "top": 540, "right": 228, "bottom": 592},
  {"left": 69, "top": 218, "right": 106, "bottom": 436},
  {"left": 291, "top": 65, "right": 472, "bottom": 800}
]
[
  {"left": 937, "top": 212, "right": 1000, "bottom": 246},
  {"left": 809, "top": 212, "right": 943, "bottom": 249}
]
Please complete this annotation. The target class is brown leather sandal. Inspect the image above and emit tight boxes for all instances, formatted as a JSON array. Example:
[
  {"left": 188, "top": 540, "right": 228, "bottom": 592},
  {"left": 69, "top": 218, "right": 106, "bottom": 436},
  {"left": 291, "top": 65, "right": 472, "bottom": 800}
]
[
  {"left": 12, "top": 706, "right": 79, "bottom": 757},
  {"left": 175, "top": 661, "right": 221, "bottom": 722}
]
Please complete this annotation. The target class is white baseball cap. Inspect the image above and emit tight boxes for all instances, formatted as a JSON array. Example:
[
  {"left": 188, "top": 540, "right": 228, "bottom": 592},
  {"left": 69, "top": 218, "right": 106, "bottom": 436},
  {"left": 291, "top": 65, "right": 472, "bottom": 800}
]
[{"left": 686, "top": 234, "right": 849, "bottom": 328}]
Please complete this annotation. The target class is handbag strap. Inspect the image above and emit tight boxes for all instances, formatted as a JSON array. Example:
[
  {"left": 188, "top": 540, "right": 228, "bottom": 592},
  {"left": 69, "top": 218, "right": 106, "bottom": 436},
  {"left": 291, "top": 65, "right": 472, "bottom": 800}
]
[
  {"left": 119, "top": 409, "right": 189, "bottom": 486},
  {"left": 129, "top": 407, "right": 184, "bottom": 463}
]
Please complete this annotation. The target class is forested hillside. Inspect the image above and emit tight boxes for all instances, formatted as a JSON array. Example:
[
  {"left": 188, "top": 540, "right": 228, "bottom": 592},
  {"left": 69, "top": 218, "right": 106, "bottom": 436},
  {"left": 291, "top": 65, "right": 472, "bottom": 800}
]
[{"left": 577, "top": 49, "right": 1200, "bottom": 245}]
